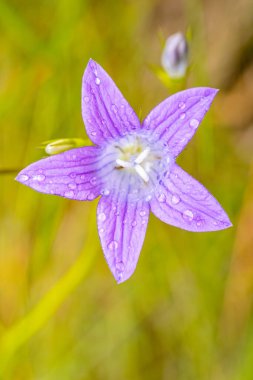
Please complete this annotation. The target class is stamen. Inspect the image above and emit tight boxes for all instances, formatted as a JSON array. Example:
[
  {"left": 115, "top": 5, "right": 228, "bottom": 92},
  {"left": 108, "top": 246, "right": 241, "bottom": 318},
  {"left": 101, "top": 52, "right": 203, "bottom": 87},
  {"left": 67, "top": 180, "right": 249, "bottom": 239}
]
[
  {"left": 134, "top": 164, "right": 149, "bottom": 183},
  {"left": 116, "top": 159, "right": 132, "bottom": 168},
  {"left": 134, "top": 147, "right": 151, "bottom": 165}
]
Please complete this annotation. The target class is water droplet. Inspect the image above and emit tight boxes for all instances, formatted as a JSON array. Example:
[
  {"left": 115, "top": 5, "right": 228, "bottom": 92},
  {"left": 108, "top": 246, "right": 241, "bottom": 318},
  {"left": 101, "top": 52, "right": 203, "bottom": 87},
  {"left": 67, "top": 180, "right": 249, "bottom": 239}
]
[
  {"left": 108, "top": 240, "right": 118, "bottom": 250},
  {"left": 70, "top": 173, "right": 76, "bottom": 179},
  {"left": 95, "top": 77, "right": 100, "bottom": 85},
  {"left": 179, "top": 113, "right": 186, "bottom": 120},
  {"left": 98, "top": 212, "right": 106, "bottom": 222},
  {"left": 131, "top": 220, "right": 137, "bottom": 227},
  {"left": 111, "top": 104, "right": 118, "bottom": 113},
  {"left": 84, "top": 96, "right": 89, "bottom": 103},
  {"left": 68, "top": 183, "right": 77, "bottom": 190},
  {"left": 116, "top": 261, "right": 124, "bottom": 272},
  {"left": 189, "top": 118, "right": 199, "bottom": 129},
  {"left": 157, "top": 193, "right": 166, "bottom": 203},
  {"left": 91, "top": 131, "right": 97, "bottom": 136},
  {"left": 183, "top": 209, "right": 194, "bottom": 222},
  {"left": 90, "top": 176, "right": 97, "bottom": 185},
  {"left": 178, "top": 101, "right": 186, "bottom": 110},
  {"left": 101, "top": 189, "right": 110, "bottom": 196},
  {"left": 166, "top": 157, "right": 171, "bottom": 164},
  {"left": 99, "top": 228, "right": 104, "bottom": 234},
  {"left": 145, "top": 195, "right": 152, "bottom": 202},
  {"left": 171, "top": 194, "right": 180, "bottom": 205},
  {"left": 140, "top": 210, "right": 146, "bottom": 217},
  {"left": 142, "top": 219, "right": 147, "bottom": 225},
  {"left": 64, "top": 190, "right": 74, "bottom": 198},
  {"left": 33, "top": 174, "right": 45, "bottom": 181},
  {"left": 87, "top": 193, "right": 94, "bottom": 200},
  {"left": 19, "top": 174, "right": 29, "bottom": 182}
]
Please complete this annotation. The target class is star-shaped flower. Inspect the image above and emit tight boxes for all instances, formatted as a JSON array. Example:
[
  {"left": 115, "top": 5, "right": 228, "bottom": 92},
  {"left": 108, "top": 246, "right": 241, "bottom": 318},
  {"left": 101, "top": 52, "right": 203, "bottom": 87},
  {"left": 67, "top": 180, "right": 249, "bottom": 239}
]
[{"left": 16, "top": 59, "right": 232, "bottom": 283}]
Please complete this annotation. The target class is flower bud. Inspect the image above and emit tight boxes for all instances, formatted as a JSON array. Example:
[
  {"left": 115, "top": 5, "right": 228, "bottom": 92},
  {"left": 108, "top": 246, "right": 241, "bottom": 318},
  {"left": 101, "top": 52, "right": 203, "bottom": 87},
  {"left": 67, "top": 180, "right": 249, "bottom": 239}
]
[
  {"left": 42, "top": 138, "right": 87, "bottom": 155},
  {"left": 161, "top": 32, "right": 189, "bottom": 79}
]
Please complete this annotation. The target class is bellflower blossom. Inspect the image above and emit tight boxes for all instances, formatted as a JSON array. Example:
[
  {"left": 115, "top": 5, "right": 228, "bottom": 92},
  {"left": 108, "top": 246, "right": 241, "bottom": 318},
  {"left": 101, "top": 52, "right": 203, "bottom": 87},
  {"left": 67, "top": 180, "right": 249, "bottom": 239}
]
[{"left": 16, "top": 59, "right": 231, "bottom": 283}]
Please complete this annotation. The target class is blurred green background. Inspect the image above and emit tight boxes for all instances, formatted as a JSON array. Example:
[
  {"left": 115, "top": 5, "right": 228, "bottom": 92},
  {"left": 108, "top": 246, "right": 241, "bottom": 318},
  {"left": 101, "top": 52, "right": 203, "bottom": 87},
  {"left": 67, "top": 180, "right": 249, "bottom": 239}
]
[{"left": 1, "top": 0, "right": 253, "bottom": 379}]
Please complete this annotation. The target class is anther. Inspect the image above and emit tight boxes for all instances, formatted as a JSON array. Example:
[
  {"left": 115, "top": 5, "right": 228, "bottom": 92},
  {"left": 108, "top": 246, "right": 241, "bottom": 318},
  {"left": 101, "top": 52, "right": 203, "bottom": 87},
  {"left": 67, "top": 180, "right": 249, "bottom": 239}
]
[
  {"left": 134, "top": 165, "right": 149, "bottom": 183},
  {"left": 134, "top": 147, "right": 150, "bottom": 165},
  {"left": 116, "top": 159, "right": 132, "bottom": 168}
]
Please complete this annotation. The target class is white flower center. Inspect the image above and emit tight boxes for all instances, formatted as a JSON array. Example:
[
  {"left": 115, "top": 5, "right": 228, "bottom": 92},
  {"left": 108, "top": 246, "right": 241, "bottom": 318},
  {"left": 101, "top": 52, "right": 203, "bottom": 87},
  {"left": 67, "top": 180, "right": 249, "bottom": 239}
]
[{"left": 115, "top": 147, "right": 151, "bottom": 183}]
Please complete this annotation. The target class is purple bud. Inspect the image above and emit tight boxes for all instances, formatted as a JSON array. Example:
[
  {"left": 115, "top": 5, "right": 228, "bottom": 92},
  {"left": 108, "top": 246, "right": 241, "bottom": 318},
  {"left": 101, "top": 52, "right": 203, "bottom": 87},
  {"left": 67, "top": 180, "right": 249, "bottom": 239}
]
[{"left": 161, "top": 32, "right": 189, "bottom": 79}]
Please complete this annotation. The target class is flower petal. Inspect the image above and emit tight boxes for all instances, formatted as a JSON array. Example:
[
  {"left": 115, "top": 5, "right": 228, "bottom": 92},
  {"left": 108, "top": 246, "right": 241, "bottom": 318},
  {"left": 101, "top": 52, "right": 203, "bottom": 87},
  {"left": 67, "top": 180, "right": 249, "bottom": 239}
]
[
  {"left": 142, "top": 87, "right": 218, "bottom": 158},
  {"left": 150, "top": 164, "right": 232, "bottom": 231},
  {"left": 97, "top": 191, "right": 150, "bottom": 283},
  {"left": 82, "top": 59, "right": 141, "bottom": 145},
  {"left": 82, "top": 59, "right": 140, "bottom": 145},
  {"left": 15, "top": 146, "right": 112, "bottom": 201}
]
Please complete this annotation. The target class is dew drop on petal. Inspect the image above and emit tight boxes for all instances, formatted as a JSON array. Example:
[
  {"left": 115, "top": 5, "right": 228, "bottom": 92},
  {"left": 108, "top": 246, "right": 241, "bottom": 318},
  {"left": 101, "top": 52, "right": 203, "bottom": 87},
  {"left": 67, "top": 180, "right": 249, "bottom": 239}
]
[
  {"left": 108, "top": 240, "right": 118, "bottom": 250},
  {"left": 95, "top": 77, "right": 100, "bottom": 85},
  {"left": 111, "top": 104, "right": 118, "bottom": 114},
  {"left": 84, "top": 96, "right": 89, "bottom": 103},
  {"left": 116, "top": 261, "right": 124, "bottom": 272},
  {"left": 64, "top": 190, "right": 74, "bottom": 198},
  {"left": 178, "top": 101, "right": 186, "bottom": 110},
  {"left": 189, "top": 119, "right": 199, "bottom": 129},
  {"left": 33, "top": 174, "right": 45, "bottom": 181},
  {"left": 145, "top": 195, "right": 152, "bottom": 202},
  {"left": 98, "top": 212, "right": 106, "bottom": 222},
  {"left": 91, "top": 131, "right": 97, "bottom": 136},
  {"left": 140, "top": 210, "right": 146, "bottom": 217},
  {"left": 70, "top": 173, "right": 76, "bottom": 179},
  {"left": 179, "top": 112, "right": 186, "bottom": 120},
  {"left": 101, "top": 189, "right": 110, "bottom": 196},
  {"left": 99, "top": 228, "right": 104, "bottom": 234},
  {"left": 131, "top": 220, "right": 137, "bottom": 227},
  {"left": 183, "top": 209, "right": 194, "bottom": 222},
  {"left": 171, "top": 194, "right": 180, "bottom": 205},
  {"left": 68, "top": 183, "right": 77, "bottom": 190},
  {"left": 18, "top": 174, "right": 29, "bottom": 182},
  {"left": 87, "top": 193, "right": 94, "bottom": 200},
  {"left": 157, "top": 193, "right": 166, "bottom": 203},
  {"left": 90, "top": 176, "right": 97, "bottom": 185}
]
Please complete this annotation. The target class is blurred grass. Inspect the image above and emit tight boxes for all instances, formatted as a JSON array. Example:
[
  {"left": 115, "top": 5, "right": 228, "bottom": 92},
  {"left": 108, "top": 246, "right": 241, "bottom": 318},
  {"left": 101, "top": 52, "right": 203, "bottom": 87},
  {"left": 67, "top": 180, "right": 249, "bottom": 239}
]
[{"left": 0, "top": 0, "right": 252, "bottom": 379}]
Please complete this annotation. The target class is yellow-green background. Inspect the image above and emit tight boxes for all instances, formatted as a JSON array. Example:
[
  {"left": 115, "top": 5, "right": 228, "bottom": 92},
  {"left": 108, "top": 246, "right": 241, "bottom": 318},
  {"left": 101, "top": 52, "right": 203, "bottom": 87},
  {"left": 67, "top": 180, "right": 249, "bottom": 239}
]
[{"left": 1, "top": 0, "right": 253, "bottom": 379}]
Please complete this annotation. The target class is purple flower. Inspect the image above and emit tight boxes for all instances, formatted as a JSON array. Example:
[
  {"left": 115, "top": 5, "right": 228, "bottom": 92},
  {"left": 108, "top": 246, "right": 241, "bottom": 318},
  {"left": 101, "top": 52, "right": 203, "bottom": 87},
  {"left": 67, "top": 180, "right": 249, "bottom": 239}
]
[{"left": 16, "top": 59, "right": 232, "bottom": 283}]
